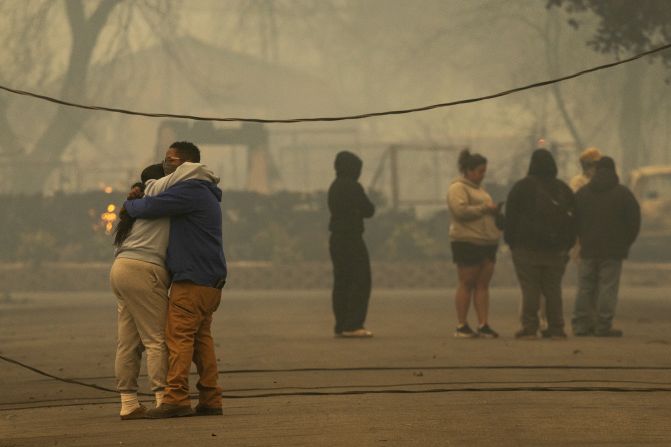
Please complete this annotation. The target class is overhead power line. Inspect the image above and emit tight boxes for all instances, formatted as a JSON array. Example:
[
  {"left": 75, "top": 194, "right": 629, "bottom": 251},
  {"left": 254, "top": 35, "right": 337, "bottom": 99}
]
[{"left": 0, "top": 42, "right": 669, "bottom": 124}]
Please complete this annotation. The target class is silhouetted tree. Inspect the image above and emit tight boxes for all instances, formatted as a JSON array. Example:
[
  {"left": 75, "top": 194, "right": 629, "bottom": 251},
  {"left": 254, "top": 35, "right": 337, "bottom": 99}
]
[
  {"left": 0, "top": 1, "right": 176, "bottom": 194},
  {"left": 547, "top": 0, "right": 671, "bottom": 172},
  {"left": 547, "top": 0, "right": 671, "bottom": 67}
]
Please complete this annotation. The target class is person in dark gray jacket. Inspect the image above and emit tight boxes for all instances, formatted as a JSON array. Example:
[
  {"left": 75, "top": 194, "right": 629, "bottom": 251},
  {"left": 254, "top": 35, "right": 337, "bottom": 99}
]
[
  {"left": 505, "top": 149, "right": 576, "bottom": 339},
  {"left": 572, "top": 157, "right": 641, "bottom": 337}
]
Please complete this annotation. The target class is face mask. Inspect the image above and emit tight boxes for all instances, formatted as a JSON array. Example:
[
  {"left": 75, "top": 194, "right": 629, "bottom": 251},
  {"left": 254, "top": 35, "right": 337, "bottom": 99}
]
[{"left": 163, "top": 159, "right": 177, "bottom": 175}]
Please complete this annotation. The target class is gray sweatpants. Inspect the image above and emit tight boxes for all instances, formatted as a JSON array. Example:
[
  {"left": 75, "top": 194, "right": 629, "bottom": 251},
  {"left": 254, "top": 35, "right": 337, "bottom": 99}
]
[{"left": 110, "top": 257, "right": 170, "bottom": 393}]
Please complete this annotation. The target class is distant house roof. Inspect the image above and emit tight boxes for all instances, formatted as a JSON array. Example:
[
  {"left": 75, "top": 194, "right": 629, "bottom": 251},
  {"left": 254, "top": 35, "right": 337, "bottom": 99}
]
[{"left": 88, "top": 35, "right": 345, "bottom": 118}]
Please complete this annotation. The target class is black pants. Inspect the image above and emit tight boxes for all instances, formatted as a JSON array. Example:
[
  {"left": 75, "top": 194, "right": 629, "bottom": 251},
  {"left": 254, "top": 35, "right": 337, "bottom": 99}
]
[
  {"left": 329, "top": 232, "right": 371, "bottom": 334},
  {"left": 512, "top": 248, "right": 568, "bottom": 334}
]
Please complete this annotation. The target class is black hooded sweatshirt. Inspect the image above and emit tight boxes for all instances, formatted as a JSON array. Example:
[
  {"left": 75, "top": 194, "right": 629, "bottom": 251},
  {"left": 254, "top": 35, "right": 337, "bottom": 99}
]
[
  {"left": 504, "top": 149, "right": 577, "bottom": 251},
  {"left": 328, "top": 151, "right": 375, "bottom": 234},
  {"left": 575, "top": 158, "right": 641, "bottom": 259}
]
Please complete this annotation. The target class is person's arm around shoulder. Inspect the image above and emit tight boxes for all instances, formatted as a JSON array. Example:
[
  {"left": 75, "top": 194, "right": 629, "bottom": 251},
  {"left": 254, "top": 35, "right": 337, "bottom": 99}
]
[
  {"left": 124, "top": 181, "right": 198, "bottom": 219},
  {"left": 144, "top": 162, "right": 217, "bottom": 197},
  {"left": 144, "top": 174, "right": 175, "bottom": 197},
  {"left": 447, "top": 182, "right": 488, "bottom": 221}
]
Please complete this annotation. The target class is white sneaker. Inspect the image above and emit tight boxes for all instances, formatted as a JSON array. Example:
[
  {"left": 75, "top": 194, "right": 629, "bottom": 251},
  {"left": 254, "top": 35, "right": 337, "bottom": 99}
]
[{"left": 339, "top": 328, "right": 374, "bottom": 338}]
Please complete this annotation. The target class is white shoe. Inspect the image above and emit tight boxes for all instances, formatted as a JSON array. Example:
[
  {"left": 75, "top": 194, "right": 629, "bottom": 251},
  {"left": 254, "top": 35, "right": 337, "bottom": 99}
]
[{"left": 338, "top": 328, "right": 374, "bottom": 338}]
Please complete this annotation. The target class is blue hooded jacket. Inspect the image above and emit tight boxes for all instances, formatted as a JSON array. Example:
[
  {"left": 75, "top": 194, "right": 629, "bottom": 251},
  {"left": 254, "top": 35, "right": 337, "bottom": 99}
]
[{"left": 124, "top": 179, "right": 227, "bottom": 287}]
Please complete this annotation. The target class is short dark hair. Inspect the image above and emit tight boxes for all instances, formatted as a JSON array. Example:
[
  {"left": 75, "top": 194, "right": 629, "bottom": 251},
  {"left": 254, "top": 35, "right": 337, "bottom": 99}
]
[
  {"left": 170, "top": 141, "right": 201, "bottom": 162},
  {"left": 458, "top": 149, "right": 487, "bottom": 174},
  {"left": 141, "top": 163, "right": 165, "bottom": 184}
]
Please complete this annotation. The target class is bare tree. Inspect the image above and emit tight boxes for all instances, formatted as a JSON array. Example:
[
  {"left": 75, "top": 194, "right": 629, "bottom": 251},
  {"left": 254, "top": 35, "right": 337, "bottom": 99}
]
[
  {"left": 0, "top": 0, "right": 175, "bottom": 194},
  {"left": 498, "top": 8, "right": 587, "bottom": 152},
  {"left": 549, "top": 0, "right": 670, "bottom": 172}
]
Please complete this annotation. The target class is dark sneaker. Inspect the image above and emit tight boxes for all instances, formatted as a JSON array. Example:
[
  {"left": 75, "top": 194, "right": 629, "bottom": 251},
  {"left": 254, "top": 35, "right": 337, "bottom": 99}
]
[
  {"left": 573, "top": 328, "right": 594, "bottom": 337},
  {"left": 145, "top": 403, "right": 194, "bottom": 419},
  {"left": 514, "top": 328, "right": 537, "bottom": 339},
  {"left": 120, "top": 404, "right": 147, "bottom": 421},
  {"left": 594, "top": 328, "right": 623, "bottom": 337},
  {"left": 195, "top": 404, "right": 223, "bottom": 416},
  {"left": 541, "top": 329, "right": 567, "bottom": 340},
  {"left": 454, "top": 324, "right": 478, "bottom": 338},
  {"left": 477, "top": 324, "right": 499, "bottom": 339}
]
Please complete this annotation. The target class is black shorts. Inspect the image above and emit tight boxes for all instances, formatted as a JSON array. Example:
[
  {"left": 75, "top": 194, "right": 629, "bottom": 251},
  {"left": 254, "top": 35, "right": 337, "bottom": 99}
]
[{"left": 451, "top": 241, "right": 498, "bottom": 266}]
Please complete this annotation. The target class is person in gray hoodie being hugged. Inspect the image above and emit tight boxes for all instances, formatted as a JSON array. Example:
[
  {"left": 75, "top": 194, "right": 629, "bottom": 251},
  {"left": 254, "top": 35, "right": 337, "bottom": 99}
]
[
  {"left": 572, "top": 157, "right": 640, "bottom": 337},
  {"left": 110, "top": 161, "right": 219, "bottom": 420},
  {"left": 447, "top": 150, "right": 501, "bottom": 338}
]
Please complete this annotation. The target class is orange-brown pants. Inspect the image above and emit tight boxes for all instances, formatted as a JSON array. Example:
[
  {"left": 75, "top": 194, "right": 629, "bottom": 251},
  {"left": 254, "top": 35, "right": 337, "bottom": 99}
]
[{"left": 163, "top": 281, "right": 223, "bottom": 408}]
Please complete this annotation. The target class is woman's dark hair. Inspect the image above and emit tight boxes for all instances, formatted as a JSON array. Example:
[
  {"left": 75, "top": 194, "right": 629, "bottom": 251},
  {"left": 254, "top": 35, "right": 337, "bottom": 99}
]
[
  {"left": 141, "top": 163, "right": 165, "bottom": 183},
  {"left": 114, "top": 163, "right": 165, "bottom": 248},
  {"left": 458, "top": 149, "right": 487, "bottom": 174}
]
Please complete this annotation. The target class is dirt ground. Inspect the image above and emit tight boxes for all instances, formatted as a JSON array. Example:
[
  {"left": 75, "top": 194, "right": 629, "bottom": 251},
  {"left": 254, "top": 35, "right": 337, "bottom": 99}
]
[{"left": 1, "top": 286, "right": 671, "bottom": 446}]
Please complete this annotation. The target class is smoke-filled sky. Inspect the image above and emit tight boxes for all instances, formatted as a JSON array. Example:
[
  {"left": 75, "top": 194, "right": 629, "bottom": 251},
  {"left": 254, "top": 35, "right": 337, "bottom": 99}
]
[{"left": 0, "top": 0, "right": 669, "bottom": 195}]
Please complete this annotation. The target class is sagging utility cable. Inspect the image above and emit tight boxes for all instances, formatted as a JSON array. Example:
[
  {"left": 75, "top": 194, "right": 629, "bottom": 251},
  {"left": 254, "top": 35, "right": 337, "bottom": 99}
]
[{"left": 0, "top": 43, "right": 669, "bottom": 124}]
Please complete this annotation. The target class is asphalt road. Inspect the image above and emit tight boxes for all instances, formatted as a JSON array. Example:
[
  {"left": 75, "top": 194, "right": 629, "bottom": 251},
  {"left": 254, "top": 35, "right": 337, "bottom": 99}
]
[{"left": 1, "top": 287, "right": 670, "bottom": 446}]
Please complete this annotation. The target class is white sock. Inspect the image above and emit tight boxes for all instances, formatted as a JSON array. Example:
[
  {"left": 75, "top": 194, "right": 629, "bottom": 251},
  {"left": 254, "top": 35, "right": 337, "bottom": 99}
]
[
  {"left": 155, "top": 391, "right": 164, "bottom": 407},
  {"left": 120, "top": 392, "right": 140, "bottom": 416}
]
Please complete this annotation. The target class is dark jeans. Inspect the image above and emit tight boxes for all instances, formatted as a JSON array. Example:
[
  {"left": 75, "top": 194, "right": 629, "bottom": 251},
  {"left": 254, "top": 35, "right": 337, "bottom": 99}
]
[
  {"left": 329, "top": 232, "right": 372, "bottom": 334},
  {"left": 572, "top": 258, "right": 623, "bottom": 334},
  {"left": 512, "top": 249, "right": 568, "bottom": 334}
]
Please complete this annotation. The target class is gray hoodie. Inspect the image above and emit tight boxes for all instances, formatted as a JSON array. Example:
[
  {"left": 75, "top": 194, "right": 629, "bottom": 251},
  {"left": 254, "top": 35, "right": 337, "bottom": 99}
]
[{"left": 115, "top": 162, "right": 220, "bottom": 266}]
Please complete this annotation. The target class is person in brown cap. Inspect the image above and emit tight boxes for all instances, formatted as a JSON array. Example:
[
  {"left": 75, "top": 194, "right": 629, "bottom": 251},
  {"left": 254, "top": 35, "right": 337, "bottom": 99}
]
[
  {"left": 568, "top": 147, "right": 603, "bottom": 264},
  {"left": 570, "top": 147, "right": 602, "bottom": 192},
  {"left": 572, "top": 157, "right": 640, "bottom": 336}
]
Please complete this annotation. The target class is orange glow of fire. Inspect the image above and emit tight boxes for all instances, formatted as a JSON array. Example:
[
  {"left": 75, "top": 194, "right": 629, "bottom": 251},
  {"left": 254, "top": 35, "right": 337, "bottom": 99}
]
[{"left": 100, "top": 203, "right": 118, "bottom": 234}]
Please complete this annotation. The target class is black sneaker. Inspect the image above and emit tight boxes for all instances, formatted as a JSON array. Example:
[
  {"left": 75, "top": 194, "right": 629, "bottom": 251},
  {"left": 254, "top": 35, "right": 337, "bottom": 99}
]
[
  {"left": 195, "top": 404, "right": 223, "bottom": 416},
  {"left": 477, "top": 324, "right": 499, "bottom": 338},
  {"left": 541, "top": 329, "right": 567, "bottom": 340},
  {"left": 145, "top": 403, "right": 194, "bottom": 419},
  {"left": 594, "top": 328, "right": 623, "bottom": 337},
  {"left": 514, "top": 328, "right": 538, "bottom": 339},
  {"left": 573, "top": 328, "right": 594, "bottom": 337},
  {"left": 454, "top": 324, "right": 478, "bottom": 338}
]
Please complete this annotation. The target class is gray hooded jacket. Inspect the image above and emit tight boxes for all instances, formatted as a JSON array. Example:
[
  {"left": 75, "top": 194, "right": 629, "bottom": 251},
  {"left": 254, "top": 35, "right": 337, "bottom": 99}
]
[{"left": 115, "top": 162, "right": 219, "bottom": 266}]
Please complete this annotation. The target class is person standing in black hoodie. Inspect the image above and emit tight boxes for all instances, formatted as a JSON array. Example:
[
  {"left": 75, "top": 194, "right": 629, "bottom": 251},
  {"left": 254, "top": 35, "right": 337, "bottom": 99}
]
[
  {"left": 572, "top": 157, "right": 640, "bottom": 337},
  {"left": 505, "top": 149, "right": 576, "bottom": 339},
  {"left": 328, "top": 151, "right": 375, "bottom": 338}
]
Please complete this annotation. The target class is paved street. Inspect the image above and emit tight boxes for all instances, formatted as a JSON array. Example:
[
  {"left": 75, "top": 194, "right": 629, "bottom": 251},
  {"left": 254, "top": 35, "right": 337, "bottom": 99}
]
[{"left": 1, "top": 287, "right": 670, "bottom": 446}]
